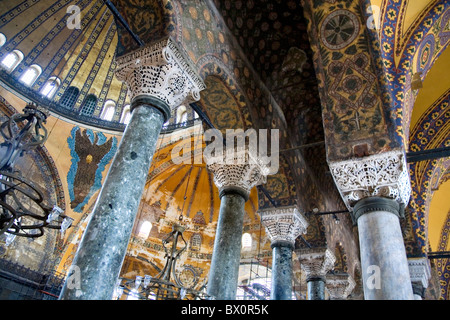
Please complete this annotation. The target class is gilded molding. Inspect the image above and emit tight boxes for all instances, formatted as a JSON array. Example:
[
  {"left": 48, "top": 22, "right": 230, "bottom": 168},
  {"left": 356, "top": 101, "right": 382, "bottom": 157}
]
[{"left": 259, "top": 205, "right": 309, "bottom": 246}]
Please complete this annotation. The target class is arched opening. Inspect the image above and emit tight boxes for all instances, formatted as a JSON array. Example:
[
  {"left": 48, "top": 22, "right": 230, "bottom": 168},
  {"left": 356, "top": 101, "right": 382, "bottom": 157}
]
[
  {"left": 0, "top": 33, "right": 6, "bottom": 47},
  {"left": 1, "top": 50, "right": 24, "bottom": 73},
  {"left": 60, "top": 86, "right": 80, "bottom": 109},
  {"left": 242, "top": 233, "right": 252, "bottom": 250},
  {"left": 137, "top": 221, "right": 152, "bottom": 239},
  {"left": 41, "top": 77, "right": 61, "bottom": 98},
  {"left": 19, "top": 64, "right": 42, "bottom": 86},
  {"left": 80, "top": 94, "right": 97, "bottom": 116},
  {"left": 120, "top": 104, "right": 131, "bottom": 124},
  {"left": 100, "top": 100, "right": 116, "bottom": 121}
]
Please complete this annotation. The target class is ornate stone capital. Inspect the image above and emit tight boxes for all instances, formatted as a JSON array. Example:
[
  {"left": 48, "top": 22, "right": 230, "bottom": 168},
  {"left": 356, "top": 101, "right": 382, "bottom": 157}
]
[
  {"left": 258, "top": 205, "right": 309, "bottom": 247},
  {"left": 115, "top": 37, "right": 205, "bottom": 120},
  {"left": 408, "top": 257, "right": 431, "bottom": 297},
  {"left": 325, "top": 272, "right": 356, "bottom": 300},
  {"left": 329, "top": 150, "right": 411, "bottom": 210},
  {"left": 206, "top": 148, "right": 270, "bottom": 200},
  {"left": 296, "top": 247, "right": 336, "bottom": 281}
]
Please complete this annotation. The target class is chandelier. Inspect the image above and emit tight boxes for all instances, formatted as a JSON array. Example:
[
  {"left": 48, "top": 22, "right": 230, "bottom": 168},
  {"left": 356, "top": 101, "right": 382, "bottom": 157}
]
[
  {"left": 114, "top": 223, "right": 210, "bottom": 300},
  {"left": 0, "top": 103, "right": 73, "bottom": 245}
]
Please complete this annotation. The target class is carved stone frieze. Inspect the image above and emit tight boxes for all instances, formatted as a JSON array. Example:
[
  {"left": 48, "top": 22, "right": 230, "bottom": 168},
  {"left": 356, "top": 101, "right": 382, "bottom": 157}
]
[
  {"left": 115, "top": 37, "right": 205, "bottom": 119},
  {"left": 328, "top": 150, "right": 411, "bottom": 210},
  {"left": 205, "top": 147, "right": 271, "bottom": 199},
  {"left": 259, "top": 205, "right": 309, "bottom": 246},
  {"left": 325, "top": 272, "right": 356, "bottom": 300},
  {"left": 296, "top": 247, "right": 336, "bottom": 280}
]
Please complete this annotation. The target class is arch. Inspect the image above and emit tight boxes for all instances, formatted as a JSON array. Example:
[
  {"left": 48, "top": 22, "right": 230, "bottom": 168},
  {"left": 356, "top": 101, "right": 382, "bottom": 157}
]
[
  {"left": 190, "top": 233, "right": 202, "bottom": 251},
  {"left": 19, "top": 64, "right": 42, "bottom": 86},
  {"left": 0, "top": 33, "right": 6, "bottom": 47},
  {"left": 100, "top": 100, "right": 116, "bottom": 121},
  {"left": 120, "top": 104, "right": 131, "bottom": 124},
  {"left": 1, "top": 49, "right": 23, "bottom": 72},
  {"left": 176, "top": 105, "right": 188, "bottom": 124},
  {"left": 59, "top": 86, "right": 80, "bottom": 109},
  {"left": 80, "top": 94, "right": 97, "bottom": 116},
  {"left": 41, "top": 76, "right": 61, "bottom": 98},
  {"left": 137, "top": 221, "right": 152, "bottom": 239},
  {"left": 242, "top": 233, "right": 252, "bottom": 250}
]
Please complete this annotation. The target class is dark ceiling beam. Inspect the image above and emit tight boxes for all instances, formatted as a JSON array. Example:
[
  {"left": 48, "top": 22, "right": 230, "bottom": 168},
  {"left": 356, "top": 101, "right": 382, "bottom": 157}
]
[
  {"left": 103, "top": 0, "right": 145, "bottom": 47},
  {"left": 427, "top": 251, "right": 450, "bottom": 259},
  {"left": 406, "top": 147, "right": 450, "bottom": 163}
]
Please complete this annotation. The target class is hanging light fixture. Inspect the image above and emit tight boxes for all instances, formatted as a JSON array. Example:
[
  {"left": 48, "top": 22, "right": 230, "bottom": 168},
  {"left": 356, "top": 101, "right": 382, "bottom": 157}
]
[{"left": 0, "top": 103, "right": 73, "bottom": 244}]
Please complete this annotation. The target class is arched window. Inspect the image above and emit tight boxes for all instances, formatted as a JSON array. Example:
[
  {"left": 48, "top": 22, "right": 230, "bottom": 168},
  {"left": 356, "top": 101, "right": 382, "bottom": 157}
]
[
  {"left": 0, "top": 33, "right": 6, "bottom": 47},
  {"left": 242, "top": 233, "right": 252, "bottom": 250},
  {"left": 41, "top": 77, "right": 61, "bottom": 98},
  {"left": 176, "top": 105, "right": 187, "bottom": 124},
  {"left": 60, "top": 86, "right": 79, "bottom": 109},
  {"left": 137, "top": 221, "right": 152, "bottom": 239},
  {"left": 1, "top": 50, "right": 23, "bottom": 72},
  {"left": 19, "top": 64, "right": 42, "bottom": 86},
  {"left": 100, "top": 100, "right": 116, "bottom": 121},
  {"left": 80, "top": 94, "right": 97, "bottom": 116},
  {"left": 120, "top": 104, "right": 131, "bottom": 124}
]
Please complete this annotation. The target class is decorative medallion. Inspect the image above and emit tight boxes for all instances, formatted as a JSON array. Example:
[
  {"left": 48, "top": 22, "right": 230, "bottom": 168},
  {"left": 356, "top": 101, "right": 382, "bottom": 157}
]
[
  {"left": 417, "top": 33, "right": 435, "bottom": 73},
  {"left": 320, "top": 10, "right": 360, "bottom": 50}
]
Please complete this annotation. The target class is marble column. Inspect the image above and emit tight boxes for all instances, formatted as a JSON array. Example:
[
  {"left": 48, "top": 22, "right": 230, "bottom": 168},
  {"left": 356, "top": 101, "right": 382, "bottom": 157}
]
[
  {"left": 59, "top": 37, "right": 205, "bottom": 300},
  {"left": 329, "top": 150, "right": 414, "bottom": 300},
  {"left": 296, "top": 247, "right": 336, "bottom": 300},
  {"left": 259, "top": 205, "right": 308, "bottom": 300},
  {"left": 206, "top": 149, "right": 269, "bottom": 300},
  {"left": 408, "top": 257, "right": 431, "bottom": 300},
  {"left": 325, "top": 272, "right": 356, "bottom": 300}
]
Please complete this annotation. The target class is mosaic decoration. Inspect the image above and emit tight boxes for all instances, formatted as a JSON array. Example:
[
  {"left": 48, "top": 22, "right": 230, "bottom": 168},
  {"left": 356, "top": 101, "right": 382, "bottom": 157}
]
[
  {"left": 67, "top": 127, "right": 118, "bottom": 213},
  {"left": 436, "top": 210, "right": 450, "bottom": 300},
  {"left": 301, "top": 0, "right": 397, "bottom": 161},
  {"left": 408, "top": 90, "right": 450, "bottom": 256},
  {"left": 376, "top": 0, "right": 450, "bottom": 145}
]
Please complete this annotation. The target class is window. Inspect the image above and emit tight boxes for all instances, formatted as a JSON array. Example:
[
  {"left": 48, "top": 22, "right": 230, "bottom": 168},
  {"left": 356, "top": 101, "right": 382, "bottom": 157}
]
[
  {"left": 137, "top": 221, "right": 152, "bottom": 239},
  {"left": 242, "top": 233, "right": 252, "bottom": 250},
  {"left": 41, "top": 77, "right": 61, "bottom": 98},
  {"left": 176, "top": 105, "right": 187, "bottom": 124},
  {"left": 19, "top": 64, "right": 42, "bottom": 86},
  {"left": 1, "top": 50, "right": 23, "bottom": 72},
  {"left": 120, "top": 104, "right": 131, "bottom": 124},
  {"left": 191, "top": 233, "right": 202, "bottom": 251},
  {"left": 60, "top": 86, "right": 79, "bottom": 109},
  {"left": 80, "top": 94, "right": 97, "bottom": 116},
  {"left": 100, "top": 100, "right": 116, "bottom": 121},
  {"left": 0, "top": 33, "right": 6, "bottom": 47}
]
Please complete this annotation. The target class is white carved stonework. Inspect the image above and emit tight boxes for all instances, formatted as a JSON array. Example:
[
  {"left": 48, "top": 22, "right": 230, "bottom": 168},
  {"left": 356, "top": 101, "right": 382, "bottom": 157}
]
[
  {"left": 408, "top": 257, "right": 431, "bottom": 289},
  {"left": 115, "top": 37, "right": 205, "bottom": 110},
  {"left": 259, "top": 206, "right": 309, "bottom": 245},
  {"left": 325, "top": 273, "right": 356, "bottom": 300},
  {"left": 206, "top": 147, "right": 271, "bottom": 197},
  {"left": 328, "top": 150, "right": 411, "bottom": 210},
  {"left": 296, "top": 247, "right": 336, "bottom": 279}
]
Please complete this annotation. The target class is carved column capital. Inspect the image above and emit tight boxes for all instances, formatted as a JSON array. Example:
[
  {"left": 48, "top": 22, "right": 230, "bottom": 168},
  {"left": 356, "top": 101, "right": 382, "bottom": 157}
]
[
  {"left": 206, "top": 148, "right": 270, "bottom": 200},
  {"left": 259, "top": 205, "right": 309, "bottom": 247},
  {"left": 115, "top": 37, "right": 205, "bottom": 121},
  {"left": 408, "top": 257, "right": 431, "bottom": 298},
  {"left": 325, "top": 272, "right": 356, "bottom": 300},
  {"left": 329, "top": 150, "right": 411, "bottom": 211},
  {"left": 296, "top": 247, "right": 336, "bottom": 281}
]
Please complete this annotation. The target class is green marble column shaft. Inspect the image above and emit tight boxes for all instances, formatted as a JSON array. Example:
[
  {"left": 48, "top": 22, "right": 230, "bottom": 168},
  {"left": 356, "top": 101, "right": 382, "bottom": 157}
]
[{"left": 59, "top": 103, "right": 165, "bottom": 300}]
